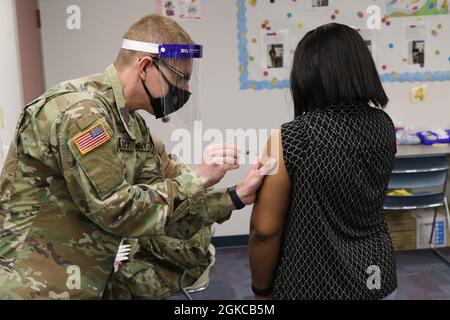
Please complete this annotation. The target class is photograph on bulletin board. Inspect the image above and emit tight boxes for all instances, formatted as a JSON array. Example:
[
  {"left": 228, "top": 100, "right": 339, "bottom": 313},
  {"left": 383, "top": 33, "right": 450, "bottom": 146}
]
[
  {"left": 359, "top": 28, "right": 377, "bottom": 56},
  {"left": 237, "top": 0, "right": 450, "bottom": 90},
  {"left": 404, "top": 23, "right": 428, "bottom": 66},
  {"left": 309, "top": 0, "right": 336, "bottom": 10},
  {"left": 260, "top": 29, "right": 289, "bottom": 70}
]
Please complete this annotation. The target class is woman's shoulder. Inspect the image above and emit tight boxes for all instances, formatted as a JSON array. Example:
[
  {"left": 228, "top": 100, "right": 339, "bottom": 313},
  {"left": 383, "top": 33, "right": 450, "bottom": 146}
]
[
  {"left": 366, "top": 106, "right": 396, "bottom": 129},
  {"left": 281, "top": 113, "right": 312, "bottom": 129},
  {"left": 280, "top": 117, "right": 312, "bottom": 150},
  {"left": 281, "top": 115, "right": 312, "bottom": 137}
]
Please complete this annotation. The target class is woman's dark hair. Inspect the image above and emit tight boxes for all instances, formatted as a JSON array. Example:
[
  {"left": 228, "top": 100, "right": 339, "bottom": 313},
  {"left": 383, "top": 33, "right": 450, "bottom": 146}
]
[{"left": 290, "top": 23, "right": 389, "bottom": 118}]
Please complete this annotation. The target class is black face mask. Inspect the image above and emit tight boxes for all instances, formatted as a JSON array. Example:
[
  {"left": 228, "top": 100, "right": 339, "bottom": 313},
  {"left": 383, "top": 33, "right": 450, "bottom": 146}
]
[{"left": 142, "top": 64, "right": 191, "bottom": 119}]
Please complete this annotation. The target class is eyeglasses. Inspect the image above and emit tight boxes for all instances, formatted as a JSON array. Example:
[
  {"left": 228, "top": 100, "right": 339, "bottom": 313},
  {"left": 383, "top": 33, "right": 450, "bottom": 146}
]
[{"left": 155, "top": 58, "right": 191, "bottom": 84}]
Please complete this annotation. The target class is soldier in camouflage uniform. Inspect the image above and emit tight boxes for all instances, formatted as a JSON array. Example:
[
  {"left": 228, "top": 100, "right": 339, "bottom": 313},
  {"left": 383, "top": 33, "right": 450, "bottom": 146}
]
[{"left": 0, "top": 15, "right": 272, "bottom": 299}]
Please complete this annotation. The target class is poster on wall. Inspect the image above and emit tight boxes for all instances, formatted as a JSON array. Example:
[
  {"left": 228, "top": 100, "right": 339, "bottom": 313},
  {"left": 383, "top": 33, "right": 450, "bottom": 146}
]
[
  {"left": 358, "top": 29, "right": 376, "bottom": 55},
  {"left": 308, "top": 0, "right": 336, "bottom": 11},
  {"left": 404, "top": 23, "right": 428, "bottom": 66},
  {"left": 260, "top": 29, "right": 289, "bottom": 70},
  {"left": 156, "top": 0, "right": 201, "bottom": 21},
  {"left": 236, "top": 0, "right": 450, "bottom": 91},
  {"left": 386, "top": 0, "right": 449, "bottom": 17}
]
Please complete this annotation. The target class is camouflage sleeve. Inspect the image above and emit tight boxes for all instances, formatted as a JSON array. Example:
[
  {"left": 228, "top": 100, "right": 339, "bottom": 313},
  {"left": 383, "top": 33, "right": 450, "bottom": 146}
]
[
  {"left": 53, "top": 100, "right": 216, "bottom": 238},
  {"left": 137, "top": 134, "right": 232, "bottom": 226}
]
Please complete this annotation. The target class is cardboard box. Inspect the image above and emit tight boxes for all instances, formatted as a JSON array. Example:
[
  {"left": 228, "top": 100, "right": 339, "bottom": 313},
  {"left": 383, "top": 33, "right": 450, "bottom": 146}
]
[
  {"left": 385, "top": 211, "right": 417, "bottom": 251},
  {"left": 412, "top": 209, "right": 450, "bottom": 249},
  {"left": 385, "top": 209, "right": 450, "bottom": 251}
]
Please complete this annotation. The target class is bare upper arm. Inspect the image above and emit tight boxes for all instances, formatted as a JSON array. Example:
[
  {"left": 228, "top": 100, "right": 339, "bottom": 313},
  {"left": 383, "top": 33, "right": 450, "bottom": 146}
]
[{"left": 250, "top": 129, "right": 291, "bottom": 238}]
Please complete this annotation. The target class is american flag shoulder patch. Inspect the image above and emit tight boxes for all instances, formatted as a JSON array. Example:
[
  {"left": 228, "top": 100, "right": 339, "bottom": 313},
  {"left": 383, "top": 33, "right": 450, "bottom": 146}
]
[{"left": 73, "top": 122, "right": 111, "bottom": 156}]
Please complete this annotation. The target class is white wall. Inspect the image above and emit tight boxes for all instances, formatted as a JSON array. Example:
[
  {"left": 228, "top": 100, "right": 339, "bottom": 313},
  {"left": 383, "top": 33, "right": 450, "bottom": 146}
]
[
  {"left": 0, "top": 0, "right": 24, "bottom": 165},
  {"left": 385, "top": 82, "right": 450, "bottom": 131},
  {"left": 38, "top": 0, "right": 450, "bottom": 237}
]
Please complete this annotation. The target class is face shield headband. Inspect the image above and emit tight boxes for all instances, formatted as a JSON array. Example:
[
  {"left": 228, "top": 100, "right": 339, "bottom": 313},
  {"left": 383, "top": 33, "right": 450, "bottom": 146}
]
[{"left": 122, "top": 39, "right": 203, "bottom": 59}]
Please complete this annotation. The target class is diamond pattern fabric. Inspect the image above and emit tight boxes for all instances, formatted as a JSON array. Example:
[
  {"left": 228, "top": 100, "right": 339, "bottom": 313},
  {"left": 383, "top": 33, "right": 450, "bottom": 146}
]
[{"left": 274, "top": 102, "right": 398, "bottom": 300}]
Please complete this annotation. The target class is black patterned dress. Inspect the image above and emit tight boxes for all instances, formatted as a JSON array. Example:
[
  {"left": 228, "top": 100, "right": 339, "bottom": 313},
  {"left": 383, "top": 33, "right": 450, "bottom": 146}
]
[{"left": 274, "top": 102, "right": 398, "bottom": 300}]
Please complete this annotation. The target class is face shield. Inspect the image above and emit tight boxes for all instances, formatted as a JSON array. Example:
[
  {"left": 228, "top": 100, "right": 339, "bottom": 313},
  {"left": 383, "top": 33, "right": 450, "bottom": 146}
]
[{"left": 122, "top": 39, "right": 202, "bottom": 129}]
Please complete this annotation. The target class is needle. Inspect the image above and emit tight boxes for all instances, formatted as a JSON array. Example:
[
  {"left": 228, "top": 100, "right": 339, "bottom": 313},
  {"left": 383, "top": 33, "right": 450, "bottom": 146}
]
[{"left": 239, "top": 150, "right": 259, "bottom": 156}]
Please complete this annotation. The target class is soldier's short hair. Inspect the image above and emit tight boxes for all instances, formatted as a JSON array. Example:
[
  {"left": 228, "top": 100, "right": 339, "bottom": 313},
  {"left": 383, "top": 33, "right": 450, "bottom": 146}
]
[{"left": 115, "top": 14, "right": 194, "bottom": 68}]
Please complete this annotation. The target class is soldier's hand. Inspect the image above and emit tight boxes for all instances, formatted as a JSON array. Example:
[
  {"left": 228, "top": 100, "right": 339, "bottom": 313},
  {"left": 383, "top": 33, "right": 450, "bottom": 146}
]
[
  {"left": 236, "top": 157, "right": 277, "bottom": 206},
  {"left": 198, "top": 144, "right": 240, "bottom": 188}
]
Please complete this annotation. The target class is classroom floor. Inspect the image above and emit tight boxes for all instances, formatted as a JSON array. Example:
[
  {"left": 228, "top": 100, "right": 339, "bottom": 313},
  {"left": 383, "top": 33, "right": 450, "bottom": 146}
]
[{"left": 169, "top": 247, "right": 450, "bottom": 300}]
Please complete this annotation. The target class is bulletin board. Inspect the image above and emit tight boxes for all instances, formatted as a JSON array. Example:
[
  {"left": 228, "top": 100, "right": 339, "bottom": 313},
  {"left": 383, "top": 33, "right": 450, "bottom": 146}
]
[{"left": 236, "top": 0, "right": 450, "bottom": 90}]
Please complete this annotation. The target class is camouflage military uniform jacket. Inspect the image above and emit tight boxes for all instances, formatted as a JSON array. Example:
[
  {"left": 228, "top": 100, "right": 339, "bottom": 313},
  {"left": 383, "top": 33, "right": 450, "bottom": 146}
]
[{"left": 0, "top": 64, "right": 231, "bottom": 300}]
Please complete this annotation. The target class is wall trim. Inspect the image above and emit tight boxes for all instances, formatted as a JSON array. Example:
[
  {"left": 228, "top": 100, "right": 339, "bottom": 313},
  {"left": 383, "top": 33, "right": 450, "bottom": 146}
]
[{"left": 212, "top": 235, "right": 249, "bottom": 248}]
